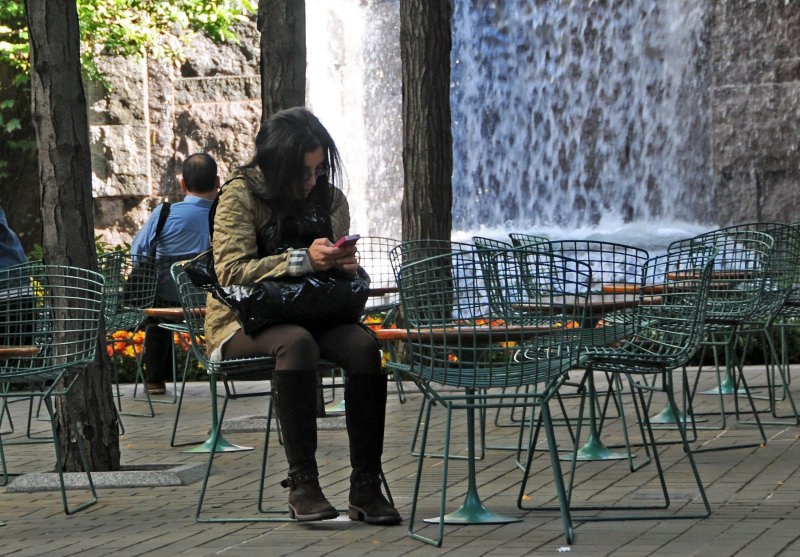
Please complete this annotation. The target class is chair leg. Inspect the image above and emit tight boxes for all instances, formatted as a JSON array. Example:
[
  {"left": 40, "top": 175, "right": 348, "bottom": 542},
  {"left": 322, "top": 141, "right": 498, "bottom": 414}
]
[
  {"left": 169, "top": 351, "right": 194, "bottom": 447},
  {"left": 563, "top": 374, "right": 711, "bottom": 521},
  {"left": 738, "top": 326, "right": 799, "bottom": 425},
  {"left": 108, "top": 337, "right": 154, "bottom": 419},
  {"left": 46, "top": 395, "right": 98, "bottom": 514},
  {"left": 195, "top": 377, "right": 294, "bottom": 523}
]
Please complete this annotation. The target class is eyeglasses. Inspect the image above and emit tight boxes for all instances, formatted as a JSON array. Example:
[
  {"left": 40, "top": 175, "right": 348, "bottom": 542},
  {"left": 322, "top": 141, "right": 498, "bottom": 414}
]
[{"left": 303, "top": 165, "right": 329, "bottom": 182}]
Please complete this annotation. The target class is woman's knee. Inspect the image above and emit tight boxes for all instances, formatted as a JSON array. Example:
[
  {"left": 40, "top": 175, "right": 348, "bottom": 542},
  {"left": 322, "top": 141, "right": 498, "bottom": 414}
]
[{"left": 274, "top": 327, "right": 320, "bottom": 369}]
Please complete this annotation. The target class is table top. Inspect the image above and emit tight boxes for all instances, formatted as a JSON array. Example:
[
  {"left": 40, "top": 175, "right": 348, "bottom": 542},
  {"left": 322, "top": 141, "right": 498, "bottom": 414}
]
[
  {"left": 514, "top": 292, "right": 661, "bottom": 314},
  {"left": 0, "top": 345, "right": 39, "bottom": 359},
  {"left": 144, "top": 307, "right": 207, "bottom": 320},
  {"left": 374, "top": 322, "right": 568, "bottom": 343},
  {"left": 602, "top": 283, "right": 665, "bottom": 294}
]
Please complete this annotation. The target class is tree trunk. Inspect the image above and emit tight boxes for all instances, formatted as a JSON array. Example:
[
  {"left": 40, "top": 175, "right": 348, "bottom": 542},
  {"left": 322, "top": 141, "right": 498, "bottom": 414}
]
[
  {"left": 25, "top": 0, "right": 120, "bottom": 471},
  {"left": 400, "top": 0, "right": 453, "bottom": 242},
  {"left": 258, "top": 0, "right": 306, "bottom": 119}
]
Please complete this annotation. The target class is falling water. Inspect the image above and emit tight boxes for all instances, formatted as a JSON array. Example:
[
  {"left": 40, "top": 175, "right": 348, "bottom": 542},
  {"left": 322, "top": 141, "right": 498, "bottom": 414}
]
[{"left": 307, "top": 0, "right": 714, "bottom": 251}]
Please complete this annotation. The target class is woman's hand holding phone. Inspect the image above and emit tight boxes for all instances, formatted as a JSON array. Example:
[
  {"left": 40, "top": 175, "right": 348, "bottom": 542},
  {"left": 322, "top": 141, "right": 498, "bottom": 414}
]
[{"left": 308, "top": 235, "right": 360, "bottom": 274}]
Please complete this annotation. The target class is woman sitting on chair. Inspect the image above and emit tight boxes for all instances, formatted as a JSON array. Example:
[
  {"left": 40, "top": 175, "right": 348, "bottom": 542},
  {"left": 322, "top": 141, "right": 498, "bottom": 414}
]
[{"left": 204, "top": 107, "right": 401, "bottom": 525}]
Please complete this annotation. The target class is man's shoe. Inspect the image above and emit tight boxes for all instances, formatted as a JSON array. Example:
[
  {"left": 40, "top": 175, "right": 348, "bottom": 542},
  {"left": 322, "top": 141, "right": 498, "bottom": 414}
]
[{"left": 146, "top": 381, "right": 166, "bottom": 395}]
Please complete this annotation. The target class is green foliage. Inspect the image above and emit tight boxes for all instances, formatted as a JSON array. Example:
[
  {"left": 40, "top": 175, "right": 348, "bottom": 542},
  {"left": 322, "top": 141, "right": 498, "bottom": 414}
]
[
  {"left": 75, "top": 0, "right": 256, "bottom": 87},
  {"left": 95, "top": 234, "right": 129, "bottom": 256},
  {"left": 0, "top": 0, "right": 255, "bottom": 184}
]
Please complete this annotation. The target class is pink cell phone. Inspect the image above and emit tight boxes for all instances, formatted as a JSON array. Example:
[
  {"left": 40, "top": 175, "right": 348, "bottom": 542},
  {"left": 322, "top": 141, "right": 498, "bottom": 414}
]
[{"left": 333, "top": 234, "right": 361, "bottom": 248}]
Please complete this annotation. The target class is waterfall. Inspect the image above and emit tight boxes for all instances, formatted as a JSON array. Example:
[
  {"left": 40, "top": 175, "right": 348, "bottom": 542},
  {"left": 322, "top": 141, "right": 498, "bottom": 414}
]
[{"left": 307, "top": 0, "right": 714, "bottom": 251}]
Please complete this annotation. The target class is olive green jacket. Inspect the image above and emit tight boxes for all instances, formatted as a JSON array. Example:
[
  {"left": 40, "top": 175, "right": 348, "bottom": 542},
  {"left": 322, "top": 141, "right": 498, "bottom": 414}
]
[{"left": 205, "top": 168, "right": 350, "bottom": 358}]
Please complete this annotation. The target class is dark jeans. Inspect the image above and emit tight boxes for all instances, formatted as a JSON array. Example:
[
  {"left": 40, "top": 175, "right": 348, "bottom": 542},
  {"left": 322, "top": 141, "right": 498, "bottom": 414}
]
[
  {"left": 222, "top": 321, "right": 382, "bottom": 377},
  {"left": 143, "top": 297, "right": 181, "bottom": 383}
]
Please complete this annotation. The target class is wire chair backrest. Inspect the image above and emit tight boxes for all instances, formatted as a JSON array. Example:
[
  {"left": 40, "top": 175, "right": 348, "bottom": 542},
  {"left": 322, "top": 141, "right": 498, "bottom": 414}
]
[
  {"left": 742, "top": 223, "right": 800, "bottom": 320},
  {"left": 388, "top": 239, "right": 475, "bottom": 283},
  {"left": 395, "top": 247, "right": 590, "bottom": 390},
  {"left": 782, "top": 222, "right": 800, "bottom": 306},
  {"left": 613, "top": 243, "right": 718, "bottom": 369},
  {"left": 533, "top": 240, "right": 650, "bottom": 348},
  {"left": 171, "top": 261, "right": 211, "bottom": 368},
  {"left": 540, "top": 240, "right": 649, "bottom": 290},
  {"left": 509, "top": 232, "right": 549, "bottom": 248},
  {"left": 356, "top": 236, "right": 400, "bottom": 314},
  {"left": 472, "top": 236, "right": 513, "bottom": 250},
  {"left": 98, "top": 251, "right": 159, "bottom": 331},
  {"left": 668, "top": 227, "right": 775, "bottom": 324},
  {"left": 0, "top": 264, "right": 105, "bottom": 384}
]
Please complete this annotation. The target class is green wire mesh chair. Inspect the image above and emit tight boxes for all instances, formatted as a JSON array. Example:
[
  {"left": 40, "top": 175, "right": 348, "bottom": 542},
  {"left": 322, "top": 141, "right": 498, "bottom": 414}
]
[
  {"left": 98, "top": 251, "right": 159, "bottom": 419},
  {"left": 387, "top": 245, "right": 590, "bottom": 546},
  {"left": 519, "top": 243, "right": 717, "bottom": 522},
  {"left": 527, "top": 240, "right": 650, "bottom": 463},
  {"left": 472, "top": 236, "right": 535, "bottom": 434},
  {"left": 0, "top": 264, "right": 105, "bottom": 514},
  {"left": 670, "top": 226, "right": 789, "bottom": 445},
  {"left": 388, "top": 239, "right": 481, "bottom": 460},
  {"left": 731, "top": 223, "right": 800, "bottom": 425}
]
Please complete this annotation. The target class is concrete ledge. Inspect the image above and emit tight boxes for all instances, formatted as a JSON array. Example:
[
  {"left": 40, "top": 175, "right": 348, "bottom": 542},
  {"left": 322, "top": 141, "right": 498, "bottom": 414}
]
[
  {"left": 6, "top": 463, "right": 209, "bottom": 492},
  {"left": 224, "top": 413, "right": 347, "bottom": 433}
]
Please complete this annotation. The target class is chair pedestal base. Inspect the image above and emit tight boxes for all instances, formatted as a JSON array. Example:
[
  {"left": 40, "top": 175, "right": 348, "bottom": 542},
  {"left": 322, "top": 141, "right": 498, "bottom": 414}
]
[
  {"left": 700, "top": 370, "right": 745, "bottom": 395},
  {"left": 182, "top": 435, "right": 252, "bottom": 453},
  {"left": 560, "top": 372, "right": 628, "bottom": 461},
  {"left": 649, "top": 404, "right": 707, "bottom": 425},
  {"left": 561, "top": 433, "right": 628, "bottom": 461},
  {"left": 424, "top": 490, "right": 521, "bottom": 524}
]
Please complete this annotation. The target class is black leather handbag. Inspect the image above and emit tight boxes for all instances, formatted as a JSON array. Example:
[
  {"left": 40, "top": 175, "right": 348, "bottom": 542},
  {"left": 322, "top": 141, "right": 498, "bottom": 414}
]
[{"left": 184, "top": 248, "right": 370, "bottom": 335}]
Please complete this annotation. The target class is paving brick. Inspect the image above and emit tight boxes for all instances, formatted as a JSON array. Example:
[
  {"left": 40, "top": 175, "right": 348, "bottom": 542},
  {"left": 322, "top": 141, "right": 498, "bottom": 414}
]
[{"left": 1, "top": 367, "right": 799, "bottom": 555}]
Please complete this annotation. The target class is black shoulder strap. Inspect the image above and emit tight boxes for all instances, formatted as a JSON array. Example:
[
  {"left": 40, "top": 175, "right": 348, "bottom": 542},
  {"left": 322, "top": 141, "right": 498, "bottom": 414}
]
[{"left": 148, "top": 202, "right": 172, "bottom": 257}]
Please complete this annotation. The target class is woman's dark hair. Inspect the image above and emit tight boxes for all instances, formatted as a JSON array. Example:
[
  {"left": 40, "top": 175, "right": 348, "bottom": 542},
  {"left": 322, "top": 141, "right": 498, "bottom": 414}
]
[
  {"left": 244, "top": 107, "right": 344, "bottom": 254},
  {"left": 247, "top": 107, "right": 343, "bottom": 209}
]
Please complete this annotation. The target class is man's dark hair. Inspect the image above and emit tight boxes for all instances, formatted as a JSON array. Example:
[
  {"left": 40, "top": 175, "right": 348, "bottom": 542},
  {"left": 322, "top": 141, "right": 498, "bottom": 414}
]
[{"left": 182, "top": 153, "right": 217, "bottom": 193}]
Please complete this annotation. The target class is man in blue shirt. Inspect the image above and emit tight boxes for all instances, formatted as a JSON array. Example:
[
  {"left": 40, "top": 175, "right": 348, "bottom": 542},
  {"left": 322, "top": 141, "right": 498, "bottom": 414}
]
[
  {"left": 131, "top": 153, "right": 219, "bottom": 394},
  {"left": 0, "top": 205, "right": 28, "bottom": 269}
]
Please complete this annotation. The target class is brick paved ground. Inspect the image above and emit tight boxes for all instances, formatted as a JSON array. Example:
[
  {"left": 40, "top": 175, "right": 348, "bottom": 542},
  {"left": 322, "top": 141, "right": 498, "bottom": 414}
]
[{"left": 1, "top": 366, "right": 799, "bottom": 556}]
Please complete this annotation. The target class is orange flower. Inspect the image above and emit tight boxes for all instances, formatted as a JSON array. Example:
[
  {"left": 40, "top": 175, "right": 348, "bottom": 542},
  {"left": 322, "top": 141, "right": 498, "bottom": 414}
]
[{"left": 174, "top": 331, "right": 191, "bottom": 351}]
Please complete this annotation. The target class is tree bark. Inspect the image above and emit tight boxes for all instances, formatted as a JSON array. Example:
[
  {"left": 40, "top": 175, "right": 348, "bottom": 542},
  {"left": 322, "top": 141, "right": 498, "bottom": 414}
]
[
  {"left": 25, "top": 0, "right": 120, "bottom": 471},
  {"left": 258, "top": 0, "right": 306, "bottom": 120},
  {"left": 400, "top": 0, "right": 453, "bottom": 242}
]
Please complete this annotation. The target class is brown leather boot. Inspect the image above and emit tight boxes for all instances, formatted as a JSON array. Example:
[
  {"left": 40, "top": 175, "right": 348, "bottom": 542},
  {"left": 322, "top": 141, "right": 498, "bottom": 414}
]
[
  {"left": 348, "top": 471, "right": 402, "bottom": 525},
  {"left": 273, "top": 369, "right": 338, "bottom": 522},
  {"left": 345, "top": 374, "right": 402, "bottom": 525},
  {"left": 280, "top": 471, "right": 338, "bottom": 521}
]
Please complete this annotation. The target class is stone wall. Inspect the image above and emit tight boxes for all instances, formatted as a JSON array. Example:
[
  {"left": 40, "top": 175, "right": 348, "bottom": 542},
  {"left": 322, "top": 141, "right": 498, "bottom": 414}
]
[
  {"left": 709, "top": 0, "right": 800, "bottom": 225},
  {"left": 89, "top": 17, "right": 262, "bottom": 247}
]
